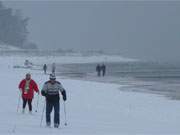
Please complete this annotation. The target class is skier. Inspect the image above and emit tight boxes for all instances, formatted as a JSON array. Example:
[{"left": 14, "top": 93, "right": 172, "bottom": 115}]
[
  {"left": 43, "top": 64, "right": 47, "bottom": 74},
  {"left": 18, "top": 73, "right": 39, "bottom": 114},
  {"left": 52, "top": 63, "right": 56, "bottom": 74},
  {"left": 96, "top": 64, "right": 101, "bottom": 77},
  {"left": 101, "top": 64, "right": 106, "bottom": 77},
  {"left": 41, "top": 74, "right": 67, "bottom": 128}
]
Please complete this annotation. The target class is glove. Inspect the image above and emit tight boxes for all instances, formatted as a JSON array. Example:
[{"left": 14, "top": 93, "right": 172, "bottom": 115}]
[
  {"left": 41, "top": 91, "right": 46, "bottom": 97},
  {"left": 62, "top": 90, "right": 67, "bottom": 101}
]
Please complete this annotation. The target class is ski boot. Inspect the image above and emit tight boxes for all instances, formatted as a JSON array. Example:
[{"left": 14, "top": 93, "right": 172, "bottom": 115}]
[{"left": 54, "top": 123, "right": 59, "bottom": 128}]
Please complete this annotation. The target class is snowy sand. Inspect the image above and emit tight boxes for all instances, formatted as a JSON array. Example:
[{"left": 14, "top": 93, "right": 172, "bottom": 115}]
[{"left": 0, "top": 56, "right": 180, "bottom": 135}]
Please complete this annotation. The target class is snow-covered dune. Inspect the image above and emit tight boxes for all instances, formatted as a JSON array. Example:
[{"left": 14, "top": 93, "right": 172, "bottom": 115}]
[
  {"left": 0, "top": 44, "right": 21, "bottom": 51},
  {"left": 0, "top": 56, "right": 180, "bottom": 135},
  {"left": 0, "top": 43, "right": 137, "bottom": 64},
  {"left": 0, "top": 54, "right": 136, "bottom": 68}
]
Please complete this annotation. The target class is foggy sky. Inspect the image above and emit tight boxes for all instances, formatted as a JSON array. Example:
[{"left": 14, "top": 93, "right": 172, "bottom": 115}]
[{"left": 4, "top": 1, "right": 180, "bottom": 61}]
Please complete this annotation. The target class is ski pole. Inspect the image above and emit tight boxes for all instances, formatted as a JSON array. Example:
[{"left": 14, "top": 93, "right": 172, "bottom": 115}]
[
  {"left": 35, "top": 94, "right": 39, "bottom": 112},
  {"left": 63, "top": 101, "right": 67, "bottom": 126},
  {"left": 40, "top": 100, "right": 46, "bottom": 127},
  {"left": 16, "top": 91, "right": 21, "bottom": 113}
]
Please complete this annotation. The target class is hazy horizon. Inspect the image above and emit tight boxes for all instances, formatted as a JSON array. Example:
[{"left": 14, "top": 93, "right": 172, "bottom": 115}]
[{"left": 3, "top": 1, "right": 180, "bottom": 61}]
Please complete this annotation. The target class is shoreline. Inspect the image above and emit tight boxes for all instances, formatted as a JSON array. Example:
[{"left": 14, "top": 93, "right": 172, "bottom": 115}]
[{"left": 7, "top": 53, "right": 180, "bottom": 102}]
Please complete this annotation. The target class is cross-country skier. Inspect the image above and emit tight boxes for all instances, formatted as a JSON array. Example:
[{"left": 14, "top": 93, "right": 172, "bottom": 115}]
[
  {"left": 41, "top": 74, "right": 67, "bottom": 128},
  {"left": 18, "top": 73, "right": 39, "bottom": 114}
]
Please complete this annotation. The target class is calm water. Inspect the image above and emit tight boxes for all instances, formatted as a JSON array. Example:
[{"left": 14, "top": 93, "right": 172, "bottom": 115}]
[{"left": 55, "top": 61, "right": 180, "bottom": 100}]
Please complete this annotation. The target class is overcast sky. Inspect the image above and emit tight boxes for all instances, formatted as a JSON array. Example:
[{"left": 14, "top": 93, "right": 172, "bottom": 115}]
[{"left": 3, "top": 1, "right": 180, "bottom": 61}]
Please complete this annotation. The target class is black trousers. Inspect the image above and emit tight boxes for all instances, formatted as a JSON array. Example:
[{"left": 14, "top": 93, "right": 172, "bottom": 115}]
[
  {"left": 44, "top": 68, "right": 47, "bottom": 74},
  {"left": 22, "top": 98, "right": 32, "bottom": 111},
  {"left": 46, "top": 101, "right": 60, "bottom": 125}
]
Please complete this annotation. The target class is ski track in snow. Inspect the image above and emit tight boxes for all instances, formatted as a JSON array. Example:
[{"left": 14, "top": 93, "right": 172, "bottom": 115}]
[{"left": 0, "top": 56, "right": 180, "bottom": 135}]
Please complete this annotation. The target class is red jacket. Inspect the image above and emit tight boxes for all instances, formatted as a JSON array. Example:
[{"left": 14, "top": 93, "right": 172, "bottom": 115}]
[{"left": 19, "top": 79, "right": 39, "bottom": 99}]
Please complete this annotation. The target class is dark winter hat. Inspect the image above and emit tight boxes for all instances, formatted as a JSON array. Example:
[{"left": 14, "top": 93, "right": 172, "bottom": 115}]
[
  {"left": 49, "top": 73, "right": 56, "bottom": 80},
  {"left": 26, "top": 73, "right": 31, "bottom": 77}
]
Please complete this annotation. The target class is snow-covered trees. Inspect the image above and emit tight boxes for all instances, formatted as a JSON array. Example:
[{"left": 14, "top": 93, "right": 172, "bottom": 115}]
[{"left": 0, "top": 1, "right": 29, "bottom": 48}]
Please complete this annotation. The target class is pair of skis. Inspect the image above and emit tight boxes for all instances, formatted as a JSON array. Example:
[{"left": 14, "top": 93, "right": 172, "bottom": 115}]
[
  {"left": 17, "top": 93, "right": 68, "bottom": 128},
  {"left": 40, "top": 100, "right": 68, "bottom": 127},
  {"left": 17, "top": 93, "right": 39, "bottom": 113},
  {"left": 40, "top": 102, "right": 67, "bottom": 127}
]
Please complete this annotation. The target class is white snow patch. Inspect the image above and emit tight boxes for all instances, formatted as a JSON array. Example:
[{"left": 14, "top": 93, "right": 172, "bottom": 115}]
[{"left": 0, "top": 55, "right": 179, "bottom": 135}]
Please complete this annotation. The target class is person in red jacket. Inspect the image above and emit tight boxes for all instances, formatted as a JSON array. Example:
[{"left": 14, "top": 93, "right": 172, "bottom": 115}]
[{"left": 18, "top": 73, "right": 39, "bottom": 113}]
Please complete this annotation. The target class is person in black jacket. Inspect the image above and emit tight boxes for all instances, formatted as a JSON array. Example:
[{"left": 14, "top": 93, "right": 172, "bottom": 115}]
[
  {"left": 41, "top": 74, "right": 67, "bottom": 128},
  {"left": 96, "top": 64, "right": 101, "bottom": 77},
  {"left": 101, "top": 64, "right": 106, "bottom": 77},
  {"left": 43, "top": 64, "right": 47, "bottom": 74}
]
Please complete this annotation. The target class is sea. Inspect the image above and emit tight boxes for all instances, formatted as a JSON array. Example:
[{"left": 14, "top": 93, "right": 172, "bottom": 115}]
[{"left": 54, "top": 61, "right": 180, "bottom": 100}]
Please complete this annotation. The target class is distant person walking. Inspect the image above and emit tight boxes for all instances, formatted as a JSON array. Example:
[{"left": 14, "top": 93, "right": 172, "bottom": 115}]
[
  {"left": 43, "top": 64, "right": 47, "bottom": 74},
  {"left": 96, "top": 64, "right": 101, "bottom": 77},
  {"left": 52, "top": 63, "right": 56, "bottom": 74},
  {"left": 101, "top": 64, "right": 106, "bottom": 77},
  {"left": 18, "top": 73, "right": 39, "bottom": 113},
  {"left": 41, "top": 74, "right": 67, "bottom": 128}
]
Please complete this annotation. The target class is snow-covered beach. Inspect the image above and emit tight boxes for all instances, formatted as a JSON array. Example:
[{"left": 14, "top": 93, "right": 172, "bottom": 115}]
[{"left": 0, "top": 55, "right": 180, "bottom": 135}]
